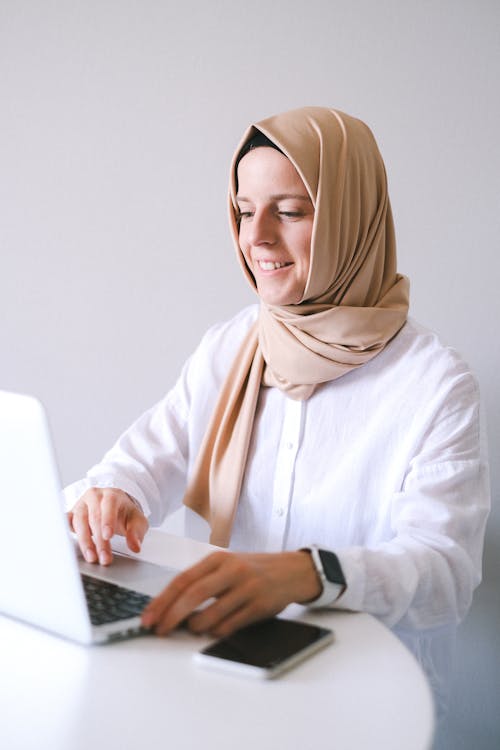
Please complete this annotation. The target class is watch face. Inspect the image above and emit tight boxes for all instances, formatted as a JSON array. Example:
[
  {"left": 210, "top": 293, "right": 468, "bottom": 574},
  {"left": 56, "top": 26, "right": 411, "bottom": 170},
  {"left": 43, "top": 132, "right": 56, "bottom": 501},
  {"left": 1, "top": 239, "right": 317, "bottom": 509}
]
[{"left": 317, "top": 549, "right": 346, "bottom": 586}]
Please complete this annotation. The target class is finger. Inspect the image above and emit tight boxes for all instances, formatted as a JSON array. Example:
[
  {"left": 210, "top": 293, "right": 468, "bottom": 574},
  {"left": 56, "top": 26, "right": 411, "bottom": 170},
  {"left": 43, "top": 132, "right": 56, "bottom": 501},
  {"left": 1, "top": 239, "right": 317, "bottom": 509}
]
[
  {"left": 95, "top": 535, "right": 113, "bottom": 565},
  {"left": 100, "top": 491, "right": 120, "bottom": 541},
  {"left": 83, "top": 491, "right": 114, "bottom": 565},
  {"left": 71, "top": 504, "right": 98, "bottom": 563},
  {"left": 85, "top": 490, "right": 103, "bottom": 544},
  {"left": 208, "top": 602, "right": 269, "bottom": 639},
  {"left": 142, "top": 552, "right": 230, "bottom": 632},
  {"left": 153, "top": 571, "right": 234, "bottom": 636},
  {"left": 187, "top": 583, "right": 251, "bottom": 634},
  {"left": 153, "top": 553, "right": 257, "bottom": 636},
  {"left": 88, "top": 520, "right": 113, "bottom": 566},
  {"left": 124, "top": 507, "right": 149, "bottom": 553}
]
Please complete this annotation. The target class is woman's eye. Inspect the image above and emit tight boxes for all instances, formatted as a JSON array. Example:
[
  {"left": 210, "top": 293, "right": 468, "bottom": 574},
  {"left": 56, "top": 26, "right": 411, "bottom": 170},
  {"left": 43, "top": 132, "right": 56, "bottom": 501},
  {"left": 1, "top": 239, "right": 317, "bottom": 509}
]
[
  {"left": 237, "top": 211, "right": 253, "bottom": 220},
  {"left": 279, "top": 211, "right": 303, "bottom": 219}
]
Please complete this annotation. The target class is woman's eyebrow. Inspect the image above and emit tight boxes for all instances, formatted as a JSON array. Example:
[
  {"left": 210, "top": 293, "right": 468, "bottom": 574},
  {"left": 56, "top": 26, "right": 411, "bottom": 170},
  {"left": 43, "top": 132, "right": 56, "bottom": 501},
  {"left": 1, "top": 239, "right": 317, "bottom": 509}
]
[{"left": 236, "top": 193, "right": 312, "bottom": 202}]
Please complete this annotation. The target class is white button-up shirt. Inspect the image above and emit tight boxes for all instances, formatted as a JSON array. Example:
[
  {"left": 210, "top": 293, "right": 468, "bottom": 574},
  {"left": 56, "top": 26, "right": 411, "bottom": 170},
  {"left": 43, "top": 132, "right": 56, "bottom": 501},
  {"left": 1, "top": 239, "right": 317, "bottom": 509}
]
[{"left": 64, "top": 305, "right": 489, "bottom": 714}]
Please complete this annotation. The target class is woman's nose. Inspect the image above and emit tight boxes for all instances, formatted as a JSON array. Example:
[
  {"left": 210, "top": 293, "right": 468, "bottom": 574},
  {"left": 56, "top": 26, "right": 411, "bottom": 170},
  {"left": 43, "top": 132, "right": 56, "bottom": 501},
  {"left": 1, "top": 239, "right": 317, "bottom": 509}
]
[{"left": 248, "top": 209, "right": 277, "bottom": 246}]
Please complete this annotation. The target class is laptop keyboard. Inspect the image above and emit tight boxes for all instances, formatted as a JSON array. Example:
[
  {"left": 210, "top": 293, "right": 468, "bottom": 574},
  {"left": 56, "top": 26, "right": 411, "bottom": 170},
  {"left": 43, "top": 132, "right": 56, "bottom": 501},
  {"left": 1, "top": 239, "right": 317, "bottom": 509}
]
[{"left": 81, "top": 574, "right": 151, "bottom": 626}]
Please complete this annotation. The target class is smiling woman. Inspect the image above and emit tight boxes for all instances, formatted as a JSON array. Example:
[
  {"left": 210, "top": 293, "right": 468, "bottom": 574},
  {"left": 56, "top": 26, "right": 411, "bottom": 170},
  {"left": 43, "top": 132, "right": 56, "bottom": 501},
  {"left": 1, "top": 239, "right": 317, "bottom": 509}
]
[
  {"left": 64, "top": 106, "right": 489, "bottom": 720},
  {"left": 236, "top": 146, "right": 314, "bottom": 306}
]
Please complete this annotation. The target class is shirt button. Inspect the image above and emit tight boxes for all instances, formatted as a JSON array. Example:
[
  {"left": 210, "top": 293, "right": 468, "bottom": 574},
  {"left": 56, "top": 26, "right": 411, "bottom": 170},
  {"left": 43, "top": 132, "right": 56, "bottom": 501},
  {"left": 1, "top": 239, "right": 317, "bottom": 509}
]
[
  {"left": 276, "top": 508, "right": 284, "bottom": 517},
  {"left": 286, "top": 441, "right": 294, "bottom": 450}
]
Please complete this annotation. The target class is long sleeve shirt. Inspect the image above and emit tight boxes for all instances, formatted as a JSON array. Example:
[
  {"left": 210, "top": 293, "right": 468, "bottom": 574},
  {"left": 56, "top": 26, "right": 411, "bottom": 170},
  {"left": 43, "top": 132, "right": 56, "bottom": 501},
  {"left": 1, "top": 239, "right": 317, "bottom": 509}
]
[{"left": 64, "top": 304, "right": 490, "bottom": 715}]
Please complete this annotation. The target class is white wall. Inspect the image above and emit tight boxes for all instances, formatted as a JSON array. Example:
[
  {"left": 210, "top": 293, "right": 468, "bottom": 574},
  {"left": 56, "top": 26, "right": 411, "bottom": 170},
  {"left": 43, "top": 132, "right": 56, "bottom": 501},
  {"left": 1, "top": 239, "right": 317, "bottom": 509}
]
[{"left": 1, "top": 1, "right": 498, "bottom": 746}]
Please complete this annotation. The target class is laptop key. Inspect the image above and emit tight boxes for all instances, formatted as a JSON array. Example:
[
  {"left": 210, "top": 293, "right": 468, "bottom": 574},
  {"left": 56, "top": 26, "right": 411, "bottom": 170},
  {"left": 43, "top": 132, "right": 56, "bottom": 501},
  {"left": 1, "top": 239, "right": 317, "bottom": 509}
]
[{"left": 81, "top": 574, "right": 151, "bottom": 626}]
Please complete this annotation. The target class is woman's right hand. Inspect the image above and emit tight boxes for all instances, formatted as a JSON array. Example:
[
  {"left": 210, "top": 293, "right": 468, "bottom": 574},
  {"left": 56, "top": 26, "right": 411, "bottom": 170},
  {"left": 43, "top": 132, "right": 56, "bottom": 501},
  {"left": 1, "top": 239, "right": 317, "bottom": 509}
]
[{"left": 68, "top": 488, "right": 149, "bottom": 566}]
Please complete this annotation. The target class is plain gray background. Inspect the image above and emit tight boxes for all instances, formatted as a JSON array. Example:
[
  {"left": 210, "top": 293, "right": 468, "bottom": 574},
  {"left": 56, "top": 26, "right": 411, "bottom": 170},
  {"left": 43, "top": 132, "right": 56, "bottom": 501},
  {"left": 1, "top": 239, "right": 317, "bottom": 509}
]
[{"left": 1, "top": 1, "right": 498, "bottom": 747}]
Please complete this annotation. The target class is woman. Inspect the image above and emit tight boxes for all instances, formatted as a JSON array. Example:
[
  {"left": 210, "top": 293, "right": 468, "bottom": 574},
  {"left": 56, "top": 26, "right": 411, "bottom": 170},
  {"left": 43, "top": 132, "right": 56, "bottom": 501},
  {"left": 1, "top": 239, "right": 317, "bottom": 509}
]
[{"left": 66, "top": 107, "right": 489, "bottom": 713}]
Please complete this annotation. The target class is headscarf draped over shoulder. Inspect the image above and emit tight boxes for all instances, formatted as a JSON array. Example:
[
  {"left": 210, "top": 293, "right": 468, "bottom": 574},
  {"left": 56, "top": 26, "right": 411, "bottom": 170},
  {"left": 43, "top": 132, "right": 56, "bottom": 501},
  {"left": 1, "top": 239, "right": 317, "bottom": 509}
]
[{"left": 184, "top": 106, "right": 409, "bottom": 546}]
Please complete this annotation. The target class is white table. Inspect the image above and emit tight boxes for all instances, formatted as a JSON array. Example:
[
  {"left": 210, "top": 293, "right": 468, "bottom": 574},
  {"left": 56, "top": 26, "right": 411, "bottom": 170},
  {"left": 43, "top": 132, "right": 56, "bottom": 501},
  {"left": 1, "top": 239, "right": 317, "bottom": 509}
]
[{"left": 0, "top": 531, "right": 434, "bottom": 750}]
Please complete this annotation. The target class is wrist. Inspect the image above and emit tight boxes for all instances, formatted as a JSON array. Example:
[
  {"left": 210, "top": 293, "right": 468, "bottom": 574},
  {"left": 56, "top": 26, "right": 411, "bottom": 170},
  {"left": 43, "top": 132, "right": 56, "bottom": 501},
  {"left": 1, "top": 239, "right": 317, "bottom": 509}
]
[{"left": 294, "top": 550, "right": 323, "bottom": 603}]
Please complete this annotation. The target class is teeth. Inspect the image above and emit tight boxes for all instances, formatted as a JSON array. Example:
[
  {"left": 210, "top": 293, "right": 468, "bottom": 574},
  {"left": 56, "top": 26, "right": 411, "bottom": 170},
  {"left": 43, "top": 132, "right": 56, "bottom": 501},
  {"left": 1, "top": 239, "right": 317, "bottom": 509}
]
[{"left": 259, "top": 261, "right": 287, "bottom": 270}]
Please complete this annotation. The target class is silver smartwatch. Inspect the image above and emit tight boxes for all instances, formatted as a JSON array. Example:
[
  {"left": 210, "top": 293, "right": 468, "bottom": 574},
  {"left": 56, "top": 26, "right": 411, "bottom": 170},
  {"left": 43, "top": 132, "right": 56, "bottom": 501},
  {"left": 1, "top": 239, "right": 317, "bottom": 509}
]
[{"left": 303, "top": 545, "right": 346, "bottom": 607}]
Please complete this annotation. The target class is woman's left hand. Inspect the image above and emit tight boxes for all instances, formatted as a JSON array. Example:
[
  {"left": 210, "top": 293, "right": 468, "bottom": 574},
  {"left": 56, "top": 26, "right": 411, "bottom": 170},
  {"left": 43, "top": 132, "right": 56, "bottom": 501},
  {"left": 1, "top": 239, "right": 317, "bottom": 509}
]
[{"left": 141, "top": 550, "right": 321, "bottom": 638}]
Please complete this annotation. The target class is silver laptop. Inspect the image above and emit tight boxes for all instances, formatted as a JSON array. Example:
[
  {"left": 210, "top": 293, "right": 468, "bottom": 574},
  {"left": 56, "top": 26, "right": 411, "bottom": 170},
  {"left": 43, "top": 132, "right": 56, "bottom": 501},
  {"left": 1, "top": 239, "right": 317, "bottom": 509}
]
[{"left": 0, "top": 390, "right": 177, "bottom": 645}]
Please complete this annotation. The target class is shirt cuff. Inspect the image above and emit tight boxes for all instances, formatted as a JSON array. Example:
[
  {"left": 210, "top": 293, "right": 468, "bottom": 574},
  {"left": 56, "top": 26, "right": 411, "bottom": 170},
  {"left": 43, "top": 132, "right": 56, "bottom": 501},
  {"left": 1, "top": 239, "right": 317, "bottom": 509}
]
[{"left": 331, "top": 547, "right": 366, "bottom": 612}]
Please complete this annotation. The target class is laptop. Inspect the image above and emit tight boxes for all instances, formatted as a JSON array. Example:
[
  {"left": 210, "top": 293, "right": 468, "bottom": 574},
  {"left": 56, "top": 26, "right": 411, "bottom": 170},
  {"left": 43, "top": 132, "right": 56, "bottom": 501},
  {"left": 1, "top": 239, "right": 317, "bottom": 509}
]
[{"left": 0, "top": 389, "right": 177, "bottom": 645}]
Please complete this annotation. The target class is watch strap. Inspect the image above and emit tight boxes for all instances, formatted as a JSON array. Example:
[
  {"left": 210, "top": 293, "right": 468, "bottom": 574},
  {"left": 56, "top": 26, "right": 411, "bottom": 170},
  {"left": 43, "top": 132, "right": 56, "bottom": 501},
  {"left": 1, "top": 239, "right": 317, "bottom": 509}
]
[{"left": 302, "top": 545, "right": 346, "bottom": 608}]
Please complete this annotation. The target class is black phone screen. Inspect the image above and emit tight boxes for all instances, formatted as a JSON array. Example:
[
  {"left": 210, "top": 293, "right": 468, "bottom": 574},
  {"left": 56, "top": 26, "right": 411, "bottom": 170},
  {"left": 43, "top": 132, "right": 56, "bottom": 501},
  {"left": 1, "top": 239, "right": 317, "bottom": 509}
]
[{"left": 200, "top": 617, "right": 332, "bottom": 669}]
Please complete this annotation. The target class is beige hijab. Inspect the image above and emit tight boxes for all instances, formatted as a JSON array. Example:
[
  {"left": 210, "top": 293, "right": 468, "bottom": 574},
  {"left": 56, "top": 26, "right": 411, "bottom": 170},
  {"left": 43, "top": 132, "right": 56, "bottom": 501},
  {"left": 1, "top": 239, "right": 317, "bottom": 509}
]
[{"left": 183, "top": 107, "right": 409, "bottom": 547}]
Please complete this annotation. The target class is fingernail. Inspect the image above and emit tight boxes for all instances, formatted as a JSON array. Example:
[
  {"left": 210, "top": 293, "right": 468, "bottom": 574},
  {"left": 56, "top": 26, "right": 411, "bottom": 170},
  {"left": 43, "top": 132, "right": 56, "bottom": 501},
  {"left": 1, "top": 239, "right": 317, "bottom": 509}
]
[
  {"left": 132, "top": 536, "right": 141, "bottom": 551},
  {"left": 99, "top": 551, "right": 110, "bottom": 565},
  {"left": 85, "top": 548, "right": 97, "bottom": 563}
]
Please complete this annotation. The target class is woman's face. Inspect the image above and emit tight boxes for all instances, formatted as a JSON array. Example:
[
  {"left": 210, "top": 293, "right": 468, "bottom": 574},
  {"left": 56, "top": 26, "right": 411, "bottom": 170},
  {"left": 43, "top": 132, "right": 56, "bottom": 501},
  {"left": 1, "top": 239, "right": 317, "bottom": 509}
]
[{"left": 236, "top": 147, "right": 314, "bottom": 306}]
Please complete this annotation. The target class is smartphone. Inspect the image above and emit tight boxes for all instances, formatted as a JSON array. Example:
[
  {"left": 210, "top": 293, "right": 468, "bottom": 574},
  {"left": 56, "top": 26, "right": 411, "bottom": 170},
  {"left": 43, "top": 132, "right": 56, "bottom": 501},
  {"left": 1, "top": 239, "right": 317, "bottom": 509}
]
[{"left": 193, "top": 617, "right": 334, "bottom": 679}]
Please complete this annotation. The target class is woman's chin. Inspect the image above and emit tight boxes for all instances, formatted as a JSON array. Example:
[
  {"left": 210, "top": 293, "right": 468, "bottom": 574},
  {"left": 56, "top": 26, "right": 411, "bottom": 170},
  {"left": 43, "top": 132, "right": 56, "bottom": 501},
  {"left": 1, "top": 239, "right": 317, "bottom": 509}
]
[{"left": 257, "top": 286, "right": 303, "bottom": 307}]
